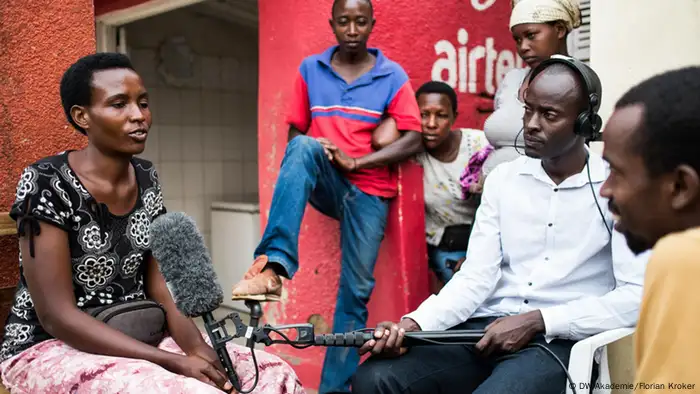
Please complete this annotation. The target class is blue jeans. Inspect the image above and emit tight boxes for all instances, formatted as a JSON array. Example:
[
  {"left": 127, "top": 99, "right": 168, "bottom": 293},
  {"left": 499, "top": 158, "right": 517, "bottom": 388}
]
[
  {"left": 427, "top": 245, "right": 466, "bottom": 283},
  {"left": 352, "top": 317, "right": 581, "bottom": 394},
  {"left": 254, "top": 135, "right": 389, "bottom": 394}
]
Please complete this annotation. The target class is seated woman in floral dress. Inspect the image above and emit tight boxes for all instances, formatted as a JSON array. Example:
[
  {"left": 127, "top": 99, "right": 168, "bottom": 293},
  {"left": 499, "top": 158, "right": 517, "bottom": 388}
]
[{"left": 0, "top": 52, "right": 304, "bottom": 394}]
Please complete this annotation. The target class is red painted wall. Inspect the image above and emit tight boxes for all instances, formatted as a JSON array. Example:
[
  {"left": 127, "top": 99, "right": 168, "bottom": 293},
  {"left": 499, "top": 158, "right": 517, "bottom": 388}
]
[
  {"left": 0, "top": 0, "right": 94, "bottom": 318},
  {"left": 258, "top": 0, "right": 519, "bottom": 389}
]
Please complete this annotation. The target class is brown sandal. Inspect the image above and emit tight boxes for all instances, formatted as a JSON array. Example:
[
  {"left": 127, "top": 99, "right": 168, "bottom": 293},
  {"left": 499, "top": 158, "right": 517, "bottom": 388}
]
[{"left": 231, "top": 255, "right": 283, "bottom": 302}]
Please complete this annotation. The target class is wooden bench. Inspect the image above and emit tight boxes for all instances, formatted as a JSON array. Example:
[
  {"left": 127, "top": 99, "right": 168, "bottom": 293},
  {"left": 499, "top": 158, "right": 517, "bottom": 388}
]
[{"left": 0, "top": 212, "right": 15, "bottom": 393}]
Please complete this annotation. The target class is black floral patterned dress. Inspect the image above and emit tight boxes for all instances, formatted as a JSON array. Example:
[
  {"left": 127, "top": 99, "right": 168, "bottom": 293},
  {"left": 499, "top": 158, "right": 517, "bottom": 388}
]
[{"left": 0, "top": 151, "right": 166, "bottom": 362}]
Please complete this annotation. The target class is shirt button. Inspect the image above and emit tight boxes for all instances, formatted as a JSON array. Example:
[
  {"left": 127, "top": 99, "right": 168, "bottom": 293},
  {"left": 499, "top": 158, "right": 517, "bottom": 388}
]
[
  {"left": 524, "top": 300, "right": 529, "bottom": 304},
  {"left": 548, "top": 223, "right": 553, "bottom": 227},
  {"left": 545, "top": 257, "right": 549, "bottom": 261},
  {"left": 528, "top": 282, "right": 533, "bottom": 286},
  {"left": 553, "top": 188, "right": 559, "bottom": 192}
]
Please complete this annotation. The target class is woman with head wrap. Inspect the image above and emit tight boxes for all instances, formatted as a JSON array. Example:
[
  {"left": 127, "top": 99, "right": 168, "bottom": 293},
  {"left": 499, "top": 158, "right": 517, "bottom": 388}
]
[{"left": 461, "top": 0, "right": 582, "bottom": 193}]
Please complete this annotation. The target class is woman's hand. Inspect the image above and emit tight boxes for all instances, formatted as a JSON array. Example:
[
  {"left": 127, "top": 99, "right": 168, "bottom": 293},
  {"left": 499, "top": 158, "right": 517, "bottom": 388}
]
[
  {"left": 190, "top": 343, "right": 241, "bottom": 393},
  {"left": 189, "top": 343, "right": 219, "bottom": 364},
  {"left": 145, "top": 254, "right": 236, "bottom": 390},
  {"left": 190, "top": 343, "right": 228, "bottom": 375},
  {"left": 165, "top": 353, "right": 235, "bottom": 392}
]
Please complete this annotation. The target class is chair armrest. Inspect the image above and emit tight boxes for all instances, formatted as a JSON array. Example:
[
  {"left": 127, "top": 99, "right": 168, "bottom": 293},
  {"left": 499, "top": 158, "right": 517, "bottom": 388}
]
[
  {"left": 566, "top": 328, "right": 635, "bottom": 394},
  {"left": 576, "top": 328, "right": 635, "bottom": 350}
]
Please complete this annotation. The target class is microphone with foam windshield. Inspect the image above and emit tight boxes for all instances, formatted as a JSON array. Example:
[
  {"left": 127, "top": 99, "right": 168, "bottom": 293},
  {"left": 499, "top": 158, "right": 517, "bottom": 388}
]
[
  {"left": 148, "top": 213, "right": 491, "bottom": 392},
  {"left": 149, "top": 212, "right": 240, "bottom": 392}
]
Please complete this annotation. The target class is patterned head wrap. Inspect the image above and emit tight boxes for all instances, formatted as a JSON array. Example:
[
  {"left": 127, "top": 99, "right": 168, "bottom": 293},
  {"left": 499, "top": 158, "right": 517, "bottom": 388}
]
[{"left": 510, "top": 0, "right": 582, "bottom": 31}]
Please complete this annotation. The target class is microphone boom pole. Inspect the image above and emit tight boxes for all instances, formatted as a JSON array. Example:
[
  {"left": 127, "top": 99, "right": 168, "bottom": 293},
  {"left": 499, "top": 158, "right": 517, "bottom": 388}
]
[{"left": 213, "top": 301, "right": 486, "bottom": 349}]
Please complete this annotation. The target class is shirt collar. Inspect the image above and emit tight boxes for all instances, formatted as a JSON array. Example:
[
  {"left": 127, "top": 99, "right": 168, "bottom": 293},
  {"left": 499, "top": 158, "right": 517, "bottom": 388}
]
[
  {"left": 517, "top": 148, "right": 609, "bottom": 188},
  {"left": 317, "top": 45, "right": 394, "bottom": 78}
]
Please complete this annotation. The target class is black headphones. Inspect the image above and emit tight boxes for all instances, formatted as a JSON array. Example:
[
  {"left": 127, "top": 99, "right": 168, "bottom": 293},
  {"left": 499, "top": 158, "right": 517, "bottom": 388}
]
[{"left": 528, "top": 55, "right": 603, "bottom": 142}]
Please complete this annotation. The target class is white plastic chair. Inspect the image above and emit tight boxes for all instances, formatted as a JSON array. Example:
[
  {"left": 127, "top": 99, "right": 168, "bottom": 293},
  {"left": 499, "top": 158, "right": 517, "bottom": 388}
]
[{"left": 566, "top": 327, "right": 635, "bottom": 394}]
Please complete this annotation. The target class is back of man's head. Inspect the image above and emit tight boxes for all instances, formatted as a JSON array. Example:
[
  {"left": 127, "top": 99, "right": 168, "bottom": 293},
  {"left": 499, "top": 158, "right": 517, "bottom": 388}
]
[
  {"left": 616, "top": 66, "right": 700, "bottom": 178},
  {"left": 600, "top": 66, "right": 700, "bottom": 254}
]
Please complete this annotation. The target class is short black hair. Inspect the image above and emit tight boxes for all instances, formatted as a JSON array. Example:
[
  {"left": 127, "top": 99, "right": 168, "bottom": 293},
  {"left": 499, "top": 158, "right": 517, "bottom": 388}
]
[
  {"left": 332, "top": 0, "right": 373, "bottom": 18},
  {"left": 60, "top": 52, "right": 135, "bottom": 134},
  {"left": 615, "top": 66, "right": 700, "bottom": 177},
  {"left": 415, "top": 81, "right": 458, "bottom": 116}
]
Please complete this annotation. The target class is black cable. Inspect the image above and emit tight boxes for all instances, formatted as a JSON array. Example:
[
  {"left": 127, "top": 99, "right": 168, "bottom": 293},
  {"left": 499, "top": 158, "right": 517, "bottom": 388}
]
[
  {"left": 237, "top": 327, "right": 315, "bottom": 392},
  {"left": 513, "top": 127, "right": 525, "bottom": 155},
  {"left": 235, "top": 324, "right": 325, "bottom": 393},
  {"left": 233, "top": 346, "right": 259, "bottom": 394},
  {"left": 266, "top": 326, "right": 314, "bottom": 349},
  {"left": 415, "top": 337, "right": 479, "bottom": 346},
  {"left": 526, "top": 343, "right": 578, "bottom": 394},
  {"left": 585, "top": 156, "right": 613, "bottom": 238}
]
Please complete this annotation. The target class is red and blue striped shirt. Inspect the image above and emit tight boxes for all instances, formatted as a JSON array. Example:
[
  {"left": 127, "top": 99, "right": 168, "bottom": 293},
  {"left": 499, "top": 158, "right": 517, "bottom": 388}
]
[{"left": 286, "top": 46, "right": 422, "bottom": 198}]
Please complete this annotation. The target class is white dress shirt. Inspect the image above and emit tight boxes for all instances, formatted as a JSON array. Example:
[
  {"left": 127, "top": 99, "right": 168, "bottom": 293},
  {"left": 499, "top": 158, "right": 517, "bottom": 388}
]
[{"left": 406, "top": 151, "right": 649, "bottom": 341}]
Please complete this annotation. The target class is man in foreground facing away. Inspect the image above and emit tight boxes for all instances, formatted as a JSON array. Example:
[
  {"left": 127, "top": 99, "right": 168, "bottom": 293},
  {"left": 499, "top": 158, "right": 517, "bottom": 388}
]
[{"left": 597, "top": 66, "right": 700, "bottom": 392}]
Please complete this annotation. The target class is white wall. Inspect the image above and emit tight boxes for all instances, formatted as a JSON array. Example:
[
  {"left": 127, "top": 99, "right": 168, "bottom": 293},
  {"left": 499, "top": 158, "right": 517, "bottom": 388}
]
[
  {"left": 126, "top": 7, "right": 259, "bottom": 248},
  {"left": 590, "top": 0, "right": 700, "bottom": 124}
]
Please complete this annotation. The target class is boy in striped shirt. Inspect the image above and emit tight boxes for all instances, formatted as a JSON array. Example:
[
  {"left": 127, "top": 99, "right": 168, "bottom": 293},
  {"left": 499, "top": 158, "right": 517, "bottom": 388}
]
[{"left": 231, "top": 0, "right": 423, "bottom": 392}]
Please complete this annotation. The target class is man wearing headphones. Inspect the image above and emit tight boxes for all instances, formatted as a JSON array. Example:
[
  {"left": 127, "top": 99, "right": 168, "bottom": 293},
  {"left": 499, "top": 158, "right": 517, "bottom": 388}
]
[{"left": 351, "top": 57, "right": 648, "bottom": 394}]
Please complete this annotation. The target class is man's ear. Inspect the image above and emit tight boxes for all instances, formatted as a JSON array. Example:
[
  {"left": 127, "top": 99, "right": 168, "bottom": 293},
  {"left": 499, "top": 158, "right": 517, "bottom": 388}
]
[
  {"left": 70, "top": 105, "right": 90, "bottom": 132},
  {"left": 670, "top": 164, "right": 700, "bottom": 211}
]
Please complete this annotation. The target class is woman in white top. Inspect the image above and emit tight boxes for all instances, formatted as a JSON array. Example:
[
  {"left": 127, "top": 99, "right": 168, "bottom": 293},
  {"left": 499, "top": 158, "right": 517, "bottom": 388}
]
[
  {"left": 415, "top": 82, "right": 488, "bottom": 285},
  {"left": 464, "top": 0, "right": 584, "bottom": 191}
]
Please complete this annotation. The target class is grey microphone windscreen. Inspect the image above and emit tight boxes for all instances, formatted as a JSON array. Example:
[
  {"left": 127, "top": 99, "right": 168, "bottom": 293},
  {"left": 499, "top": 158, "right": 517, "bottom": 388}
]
[{"left": 150, "top": 212, "right": 224, "bottom": 317}]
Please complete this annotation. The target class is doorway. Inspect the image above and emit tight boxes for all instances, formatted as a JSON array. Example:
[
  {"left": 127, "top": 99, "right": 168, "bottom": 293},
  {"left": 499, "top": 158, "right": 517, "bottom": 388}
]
[{"left": 96, "top": 0, "right": 260, "bottom": 311}]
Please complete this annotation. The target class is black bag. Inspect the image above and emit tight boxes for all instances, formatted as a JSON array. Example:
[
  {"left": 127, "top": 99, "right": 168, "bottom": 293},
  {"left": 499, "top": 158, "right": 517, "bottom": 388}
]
[
  {"left": 87, "top": 299, "right": 167, "bottom": 346},
  {"left": 438, "top": 224, "right": 472, "bottom": 252}
]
